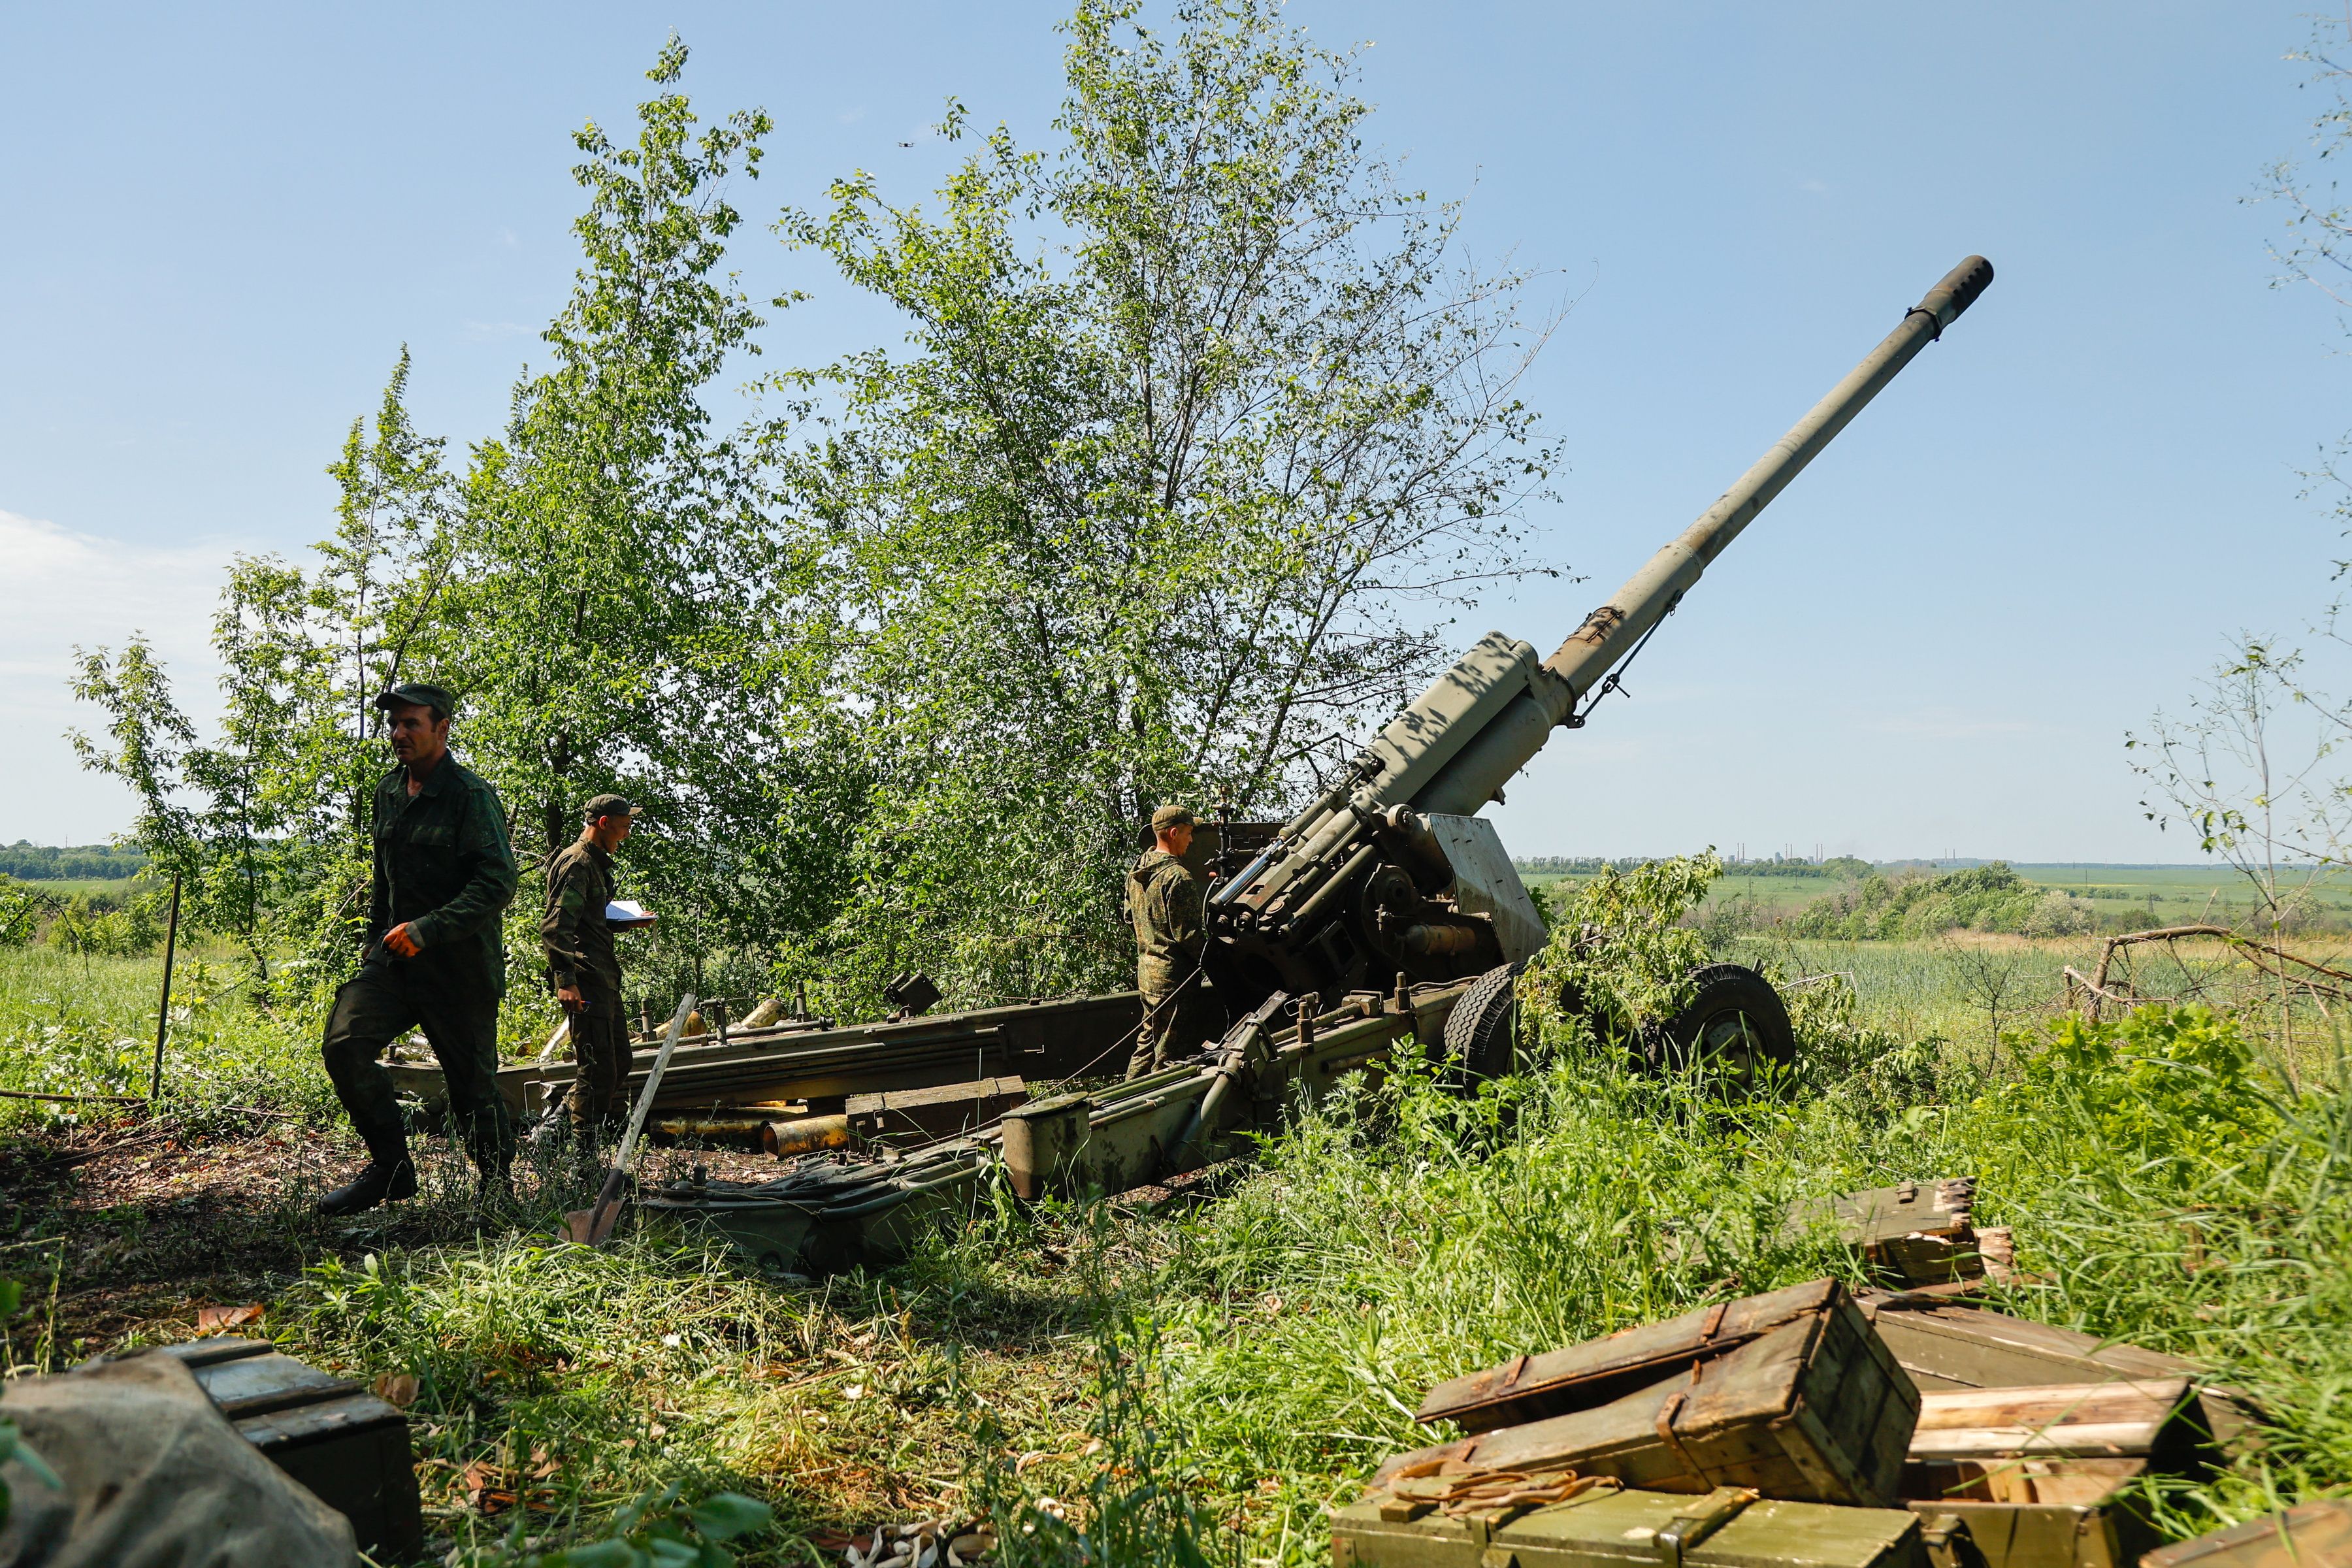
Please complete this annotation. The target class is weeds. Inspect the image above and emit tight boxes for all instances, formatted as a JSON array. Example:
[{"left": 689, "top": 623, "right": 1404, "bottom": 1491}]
[{"left": 7, "top": 923, "right": 2352, "bottom": 1563}]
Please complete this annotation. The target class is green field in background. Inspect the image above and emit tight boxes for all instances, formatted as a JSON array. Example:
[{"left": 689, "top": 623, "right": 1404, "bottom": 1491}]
[
  {"left": 1520, "top": 861, "right": 2352, "bottom": 926},
  {"left": 25, "top": 876, "right": 150, "bottom": 898}
]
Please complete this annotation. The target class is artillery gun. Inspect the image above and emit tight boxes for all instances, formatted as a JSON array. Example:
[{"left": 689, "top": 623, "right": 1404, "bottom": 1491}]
[
  {"left": 1202, "top": 254, "right": 1996, "bottom": 1069},
  {"left": 596, "top": 257, "right": 1997, "bottom": 1273}
]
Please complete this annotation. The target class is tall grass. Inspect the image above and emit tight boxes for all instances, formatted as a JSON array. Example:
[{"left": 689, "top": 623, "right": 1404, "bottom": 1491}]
[
  {"left": 1132, "top": 1009, "right": 2352, "bottom": 1562},
  {"left": 14, "top": 930, "right": 2351, "bottom": 1565},
  {"left": 0, "top": 945, "right": 337, "bottom": 1127}
]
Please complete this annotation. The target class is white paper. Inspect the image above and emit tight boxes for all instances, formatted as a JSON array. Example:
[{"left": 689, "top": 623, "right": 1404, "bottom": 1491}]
[{"left": 606, "top": 899, "right": 657, "bottom": 928}]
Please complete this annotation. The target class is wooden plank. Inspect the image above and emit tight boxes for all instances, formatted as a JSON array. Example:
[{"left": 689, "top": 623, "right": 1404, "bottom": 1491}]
[
  {"left": 1863, "top": 1299, "right": 2191, "bottom": 1390},
  {"left": 1909, "top": 1379, "right": 2189, "bottom": 1461},
  {"left": 845, "top": 1075, "right": 1028, "bottom": 1139}
]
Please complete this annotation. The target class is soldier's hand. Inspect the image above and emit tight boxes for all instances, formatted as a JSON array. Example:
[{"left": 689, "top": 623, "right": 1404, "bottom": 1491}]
[
  {"left": 557, "top": 983, "right": 584, "bottom": 1011},
  {"left": 384, "top": 923, "right": 422, "bottom": 958}
]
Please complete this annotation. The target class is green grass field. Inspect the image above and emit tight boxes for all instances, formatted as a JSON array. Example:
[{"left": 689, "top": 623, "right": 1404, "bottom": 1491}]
[
  {"left": 20, "top": 875, "right": 150, "bottom": 900},
  {"left": 5, "top": 907, "right": 2349, "bottom": 1564}
]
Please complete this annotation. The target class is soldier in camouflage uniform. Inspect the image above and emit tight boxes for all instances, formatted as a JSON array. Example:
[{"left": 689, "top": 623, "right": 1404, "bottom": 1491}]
[
  {"left": 318, "top": 683, "right": 520, "bottom": 1215},
  {"left": 542, "top": 793, "right": 636, "bottom": 1169},
  {"left": 1126, "top": 804, "right": 1220, "bottom": 1077}
]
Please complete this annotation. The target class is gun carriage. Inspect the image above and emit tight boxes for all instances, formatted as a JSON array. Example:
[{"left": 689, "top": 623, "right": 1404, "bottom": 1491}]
[{"left": 391, "top": 257, "right": 1998, "bottom": 1274}]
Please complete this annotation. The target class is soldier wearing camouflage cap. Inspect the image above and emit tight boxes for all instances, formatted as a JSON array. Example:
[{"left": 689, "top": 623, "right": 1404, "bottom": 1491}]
[
  {"left": 542, "top": 792, "right": 639, "bottom": 1171},
  {"left": 317, "top": 683, "right": 519, "bottom": 1215},
  {"left": 1125, "top": 804, "right": 1220, "bottom": 1077}
]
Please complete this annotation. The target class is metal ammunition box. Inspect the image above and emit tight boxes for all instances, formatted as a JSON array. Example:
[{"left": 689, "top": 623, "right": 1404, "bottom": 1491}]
[
  {"left": 1390, "top": 1282, "right": 1919, "bottom": 1507},
  {"left": 1331, "top": 1483, "right": 1933, "bottom": 1568},
  {"left": 2140, "top": 1499, "right": 2352, "bottom": 1568},
  {"left": 156, "top": 1337, "right": 423, "bottom": 1561}
]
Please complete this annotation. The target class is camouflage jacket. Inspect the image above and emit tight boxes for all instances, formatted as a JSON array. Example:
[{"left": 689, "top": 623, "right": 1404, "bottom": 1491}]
[
  {"left": 1127, "top": 849, "right": 1205, "bottom": 994},
  {"left": 366, "top": 754, "right": 518, "bottom": 998},
  {"left": 542, "top": 834, "right": 623, "bottom": 997}
]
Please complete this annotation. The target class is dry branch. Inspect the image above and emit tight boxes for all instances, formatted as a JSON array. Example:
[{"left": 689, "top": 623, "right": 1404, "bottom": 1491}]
[{"left": 2079, "top": 924, "right": 2352, "bottom": 1022}]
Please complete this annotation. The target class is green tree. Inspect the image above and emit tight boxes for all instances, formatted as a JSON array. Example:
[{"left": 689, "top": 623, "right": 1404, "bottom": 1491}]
[
  {"left": 67, "top": 44, "right": 851, "bottom": 1009},
  {"left": 780, "top": 0, "right": 1561, "bottom": 1003},
  {"left": 435, "top": 39, "right": 858, "bottom": 995}
]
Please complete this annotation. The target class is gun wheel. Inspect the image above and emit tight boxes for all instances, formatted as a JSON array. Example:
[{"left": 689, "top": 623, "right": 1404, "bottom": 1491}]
[
  {"left": 1652, "top": 963, "right": 1796, "bottom": 1090},
  {"left": 1440, "top": 962, "right": 1522, "bottom": 1086}
]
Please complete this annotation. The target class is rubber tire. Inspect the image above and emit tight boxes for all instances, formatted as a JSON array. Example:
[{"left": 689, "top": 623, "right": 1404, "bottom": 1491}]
[
  {"left": 1652, "top": 963, "right": 1796, "bottom": 1086},
  {"left": 1441, "top": 963, "right": 1521, "bottom": 1085}
]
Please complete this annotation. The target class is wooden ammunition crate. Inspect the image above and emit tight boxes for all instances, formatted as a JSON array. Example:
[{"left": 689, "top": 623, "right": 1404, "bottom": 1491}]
[
  {"left": 1390, "top": 1282, "right": 1919, "bottom": 1507},
  {"left": 2141, "top": 1499, "right": 2352, "bottom": 1568},
  {"left": 1859, "top": 1296, "right": 2255, "bottom": 1456},
  {"left": 157, "top": 1337, "right": 423, "bottom": 1561},
  {"left": 1332, "top": 1483, "right": 1934, "bottom": 1568},
  {"left": 1420, "top": 1281, "right": 1869, "bottom": 1435},
  {"left": 1903, "top": 1478, "right": 2155, "bottom": 1568},
  {"left": 1784, "top": 1179, "right": 1991, "bottom": 1288},
  {"left": 1894, "top": 1380, "right": 2206, "bottom": 1568}
]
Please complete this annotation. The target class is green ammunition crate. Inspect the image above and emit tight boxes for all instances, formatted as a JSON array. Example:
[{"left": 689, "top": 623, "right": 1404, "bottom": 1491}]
[
  {"left": 1907, "top": 1495, "right": 2151, "bottom": 1568},
  {"left": 1419, "top": 1282, "right": 1901, "bottom": 1438},
  {"left": 1781, "top": 1181, "right": 1985, "bottom": 1289},
  {"left": 1332, "top": 1484, "right": 1931, "bottom": 1568},
  {"left": 155, "top": 1337, "right": 423, "bottom": 1562},
  {"left": 1901, "top": 1449, "right": 2155, "bottom": 1568},
  {"left": 1392, "top": 1282, "right": 1918, "bottom": 1508}
]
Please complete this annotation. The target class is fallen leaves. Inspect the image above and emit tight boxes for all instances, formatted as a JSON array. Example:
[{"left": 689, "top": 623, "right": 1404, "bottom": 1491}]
[
  {"left": 459, "top": 1445, "right": 563, "bottom": 1516},
  {"left": 371, "top": 1371, "right": 419, "bottom": 1408},
  {"left": 194, "top": 1302, "right": 265, "bottom": 1334}
]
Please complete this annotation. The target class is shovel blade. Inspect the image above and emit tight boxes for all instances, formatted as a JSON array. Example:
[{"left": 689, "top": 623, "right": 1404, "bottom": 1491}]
[
  {"left": 563, "top": 1199, "right": 620, "bottom": 1246},
  {"left": 564, "top": 1168, "right": 629, "bottom": 1246}
]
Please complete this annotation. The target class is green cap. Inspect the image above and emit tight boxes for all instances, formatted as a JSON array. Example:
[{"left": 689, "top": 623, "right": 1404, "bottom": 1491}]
[
  {"left": 1151, "top": 804, "right": 1196, "bottom": 831},
  {"left": 374, "top": 682, "right": 455, "bottom": 719},
  {"left": 583, "top": 793, "right": 637, "bottom": 823}
]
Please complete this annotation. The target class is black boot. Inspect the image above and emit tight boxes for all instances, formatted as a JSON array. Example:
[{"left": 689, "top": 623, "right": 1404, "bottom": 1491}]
[
  {"left": 477, "top": 1162, "right": 515, "bottom": 1209},
  {"left": 318, "top": 1131, "right": 417, "bottom": 1217}
]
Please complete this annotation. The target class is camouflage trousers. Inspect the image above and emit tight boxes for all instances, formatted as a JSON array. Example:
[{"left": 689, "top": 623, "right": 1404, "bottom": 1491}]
[
  {"left": 1126, "top": 978, "right": 1221, "bottom": 1079},
  {"left": 565, "top": 992, "right": 634, "bottom": 1139}
]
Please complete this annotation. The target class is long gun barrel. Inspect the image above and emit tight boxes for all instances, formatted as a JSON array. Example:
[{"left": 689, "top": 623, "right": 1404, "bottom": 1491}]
[{"left": 1207, "top": 255, "right": 1995, "bottom": 1005}]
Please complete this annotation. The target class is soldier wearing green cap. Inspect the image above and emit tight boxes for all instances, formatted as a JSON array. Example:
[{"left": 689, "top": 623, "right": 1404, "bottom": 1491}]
[
  {"left": 543, "top": 793, "right": 638, "bottom": 1169},
  {"left": 317, "top": 682, "right": 520, "bottom": 1215},
  {"left": 1126, "top": 804, "right": 1219, "bottom": 1077}
]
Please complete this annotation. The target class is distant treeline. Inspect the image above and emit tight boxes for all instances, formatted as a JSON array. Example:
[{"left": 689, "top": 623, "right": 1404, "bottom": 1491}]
[
  {"left": 1725, "top": 857, "right": 1873, "bottom": 880},
  {"left": 0, "top": 842, "right": 148, "bottom": 881},
  {"left": 1513, "top": 855, "right": 1874, "bottom": 879},
  {"left": 1511, "top": 857, "right": 1656, "bottom": 875}
]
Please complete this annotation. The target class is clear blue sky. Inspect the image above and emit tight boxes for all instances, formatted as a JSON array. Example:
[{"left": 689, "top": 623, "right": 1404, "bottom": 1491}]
[{"left": 1, "top": 1, "right": 2340, "bottom": 861}]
